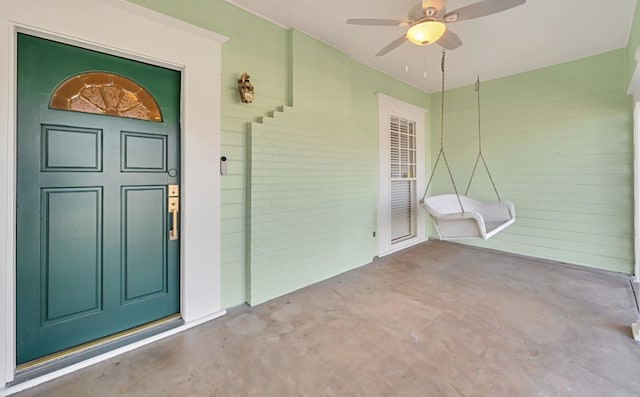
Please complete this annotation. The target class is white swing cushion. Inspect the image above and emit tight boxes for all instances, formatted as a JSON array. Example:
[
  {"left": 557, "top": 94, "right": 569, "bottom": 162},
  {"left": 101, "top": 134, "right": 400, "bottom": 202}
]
[{"left": 421, "top": 194, "right": 515, "bottom": 240}]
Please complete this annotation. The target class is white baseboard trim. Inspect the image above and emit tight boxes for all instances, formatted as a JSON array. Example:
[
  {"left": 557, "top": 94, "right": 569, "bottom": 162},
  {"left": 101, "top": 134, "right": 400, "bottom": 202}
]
[
  {"left": 1, "top": 309, "right": 226, "bottom": 396},
  {"left": 377, "top": 237, "right": 429, "bottom": 258}
]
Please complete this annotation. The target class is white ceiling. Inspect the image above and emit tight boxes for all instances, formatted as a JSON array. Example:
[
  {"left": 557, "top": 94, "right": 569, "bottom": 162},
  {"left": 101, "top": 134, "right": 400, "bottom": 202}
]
[{"left": 224, "top": 0, "right": 637, "bottom": 92}]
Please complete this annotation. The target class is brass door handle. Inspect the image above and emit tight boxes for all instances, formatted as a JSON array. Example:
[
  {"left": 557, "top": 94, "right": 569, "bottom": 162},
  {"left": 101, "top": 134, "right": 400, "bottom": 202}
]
[
  {"left": 168, "top": 185, "right": 179, "bottom": 240},
  {"left": 169, "top": 202, "right": 178, "bottom": 240}
]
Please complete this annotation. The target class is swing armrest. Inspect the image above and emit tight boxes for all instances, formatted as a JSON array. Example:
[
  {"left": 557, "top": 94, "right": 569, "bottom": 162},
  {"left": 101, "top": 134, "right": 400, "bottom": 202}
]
[
  {"left": 425, "top": 208, "right": 488, "bottom": 239},
  {"left": 421, "top": 201, "right": 485, "bottom": 224}
]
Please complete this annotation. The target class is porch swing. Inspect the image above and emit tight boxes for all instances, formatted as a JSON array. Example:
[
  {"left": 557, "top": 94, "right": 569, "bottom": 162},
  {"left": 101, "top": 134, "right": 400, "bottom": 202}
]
[{"left": 420, "top": 52, "right": 515, "bottom": 240}]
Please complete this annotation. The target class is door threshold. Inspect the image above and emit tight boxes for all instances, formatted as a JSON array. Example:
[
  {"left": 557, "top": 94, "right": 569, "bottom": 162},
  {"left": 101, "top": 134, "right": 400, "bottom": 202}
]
[{"left": 11, "top": 314, "right": 183, "bottom": 385}]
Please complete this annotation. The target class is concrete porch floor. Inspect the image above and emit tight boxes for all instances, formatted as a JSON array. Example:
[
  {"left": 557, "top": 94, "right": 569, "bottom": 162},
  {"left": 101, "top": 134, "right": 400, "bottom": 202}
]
[{"left": 13, "top": 241, "right": 640, "bottom": 396}]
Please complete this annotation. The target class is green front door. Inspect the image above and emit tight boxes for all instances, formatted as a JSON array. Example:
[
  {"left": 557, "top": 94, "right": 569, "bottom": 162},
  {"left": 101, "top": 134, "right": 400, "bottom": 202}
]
[{"left": 16, "top": 34, "right": 181, "bottom": 365}]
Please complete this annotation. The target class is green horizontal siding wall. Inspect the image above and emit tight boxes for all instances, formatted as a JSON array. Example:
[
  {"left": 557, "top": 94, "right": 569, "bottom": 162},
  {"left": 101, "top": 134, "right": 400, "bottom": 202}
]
[
  {"left": 430, "top": 50, "right": 634, "bottom": 273},
  {"left": 248, "top": 107, "right": 374, "bottom": 305},
  {"left": 130, "top": 1, "right": 429, "bottom": 306},
  {"left": 246, "top": 30, "right": 429, "bottom": 305}
]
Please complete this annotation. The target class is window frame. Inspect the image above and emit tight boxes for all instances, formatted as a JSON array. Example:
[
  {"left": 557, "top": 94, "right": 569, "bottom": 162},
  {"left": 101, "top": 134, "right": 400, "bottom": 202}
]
[{"left": 376, "top": 93, "right": 427, "bottom": 256}]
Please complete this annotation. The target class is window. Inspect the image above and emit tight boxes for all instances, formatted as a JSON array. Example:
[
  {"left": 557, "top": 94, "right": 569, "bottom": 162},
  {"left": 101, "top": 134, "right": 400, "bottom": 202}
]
[
  {"left": 377, "top": 94, "right": 426, "bottom": 256},
  {"left": 389, "top": 115, "right": 417, "bottom": 242},
  {"left": 50, "top": 72, "right": 161, "bottom": 121}
]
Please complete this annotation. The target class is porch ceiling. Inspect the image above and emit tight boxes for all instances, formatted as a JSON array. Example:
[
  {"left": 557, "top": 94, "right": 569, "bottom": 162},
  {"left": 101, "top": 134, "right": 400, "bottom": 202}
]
[{"left": 225, "top": 0, "right": 637, "bottom": 92}]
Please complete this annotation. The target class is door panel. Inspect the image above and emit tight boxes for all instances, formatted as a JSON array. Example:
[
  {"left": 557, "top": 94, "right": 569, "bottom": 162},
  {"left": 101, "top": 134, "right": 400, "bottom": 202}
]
[
  {"left": 42, "top": 187, "right": 103, "bottom": 323},
  {"left": 16, "top": 34, "right": 181, "bottom": 364},
  {"left": 42, "top": 126, "right": 102, "bottom": 171},
  {"left": 121, "top": 132, "right": 167, "bottom": 172},
  {"left": 122, "top": 186, "right": 168, "bottom": 301}
]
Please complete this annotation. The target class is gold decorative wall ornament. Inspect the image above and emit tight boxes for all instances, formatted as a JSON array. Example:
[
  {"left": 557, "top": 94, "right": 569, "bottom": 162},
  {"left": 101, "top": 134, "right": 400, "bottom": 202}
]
[
  {"left": 50, "top": 72, "right": 162, "bottom": 121},
  {"left": 237, "top": 72, "right": 254, "bottom": 103}
]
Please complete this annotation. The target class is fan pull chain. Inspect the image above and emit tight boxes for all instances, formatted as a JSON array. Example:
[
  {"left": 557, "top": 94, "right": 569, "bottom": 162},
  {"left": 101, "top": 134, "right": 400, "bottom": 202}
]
[
  {"left": 405, "top": 47, "right": 409, "bottom": 72},
  {"left": 440, "top": 51, "right": 445, "bottom": 151},
  {"left": 423, "top": 50, "right": 427, "bottom": 79}
]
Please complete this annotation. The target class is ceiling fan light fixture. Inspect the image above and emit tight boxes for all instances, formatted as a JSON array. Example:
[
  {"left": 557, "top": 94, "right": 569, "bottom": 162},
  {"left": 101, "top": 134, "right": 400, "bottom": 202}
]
[{"left": 406, "top": 20, "right": 446, "bottom": 45}]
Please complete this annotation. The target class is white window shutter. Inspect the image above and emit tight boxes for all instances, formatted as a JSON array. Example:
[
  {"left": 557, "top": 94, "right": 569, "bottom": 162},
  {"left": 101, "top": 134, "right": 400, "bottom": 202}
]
[
  {"left": 390, "top": 180, "right": 414, "bottom": 242},
  {"left": 389, "top": 115, "right": 417, "bottom": 243}
]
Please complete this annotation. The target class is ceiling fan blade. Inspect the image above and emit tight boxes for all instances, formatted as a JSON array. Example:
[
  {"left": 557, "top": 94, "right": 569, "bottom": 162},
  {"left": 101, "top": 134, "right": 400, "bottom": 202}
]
[
  {"left": 437, "top": 29, "right": 463, "bottom": 50},
  {"left": 376, "top": 35, "right": 408, "bottom": 57},
  {"left": 444, "top": 0, "right": 526, "bottom": 23},
  {"left": 422, "top": 0, "right": 446, "bottom": 15},
  {"left": 347, "top": 18, "right": 410, "bottom": 26}
]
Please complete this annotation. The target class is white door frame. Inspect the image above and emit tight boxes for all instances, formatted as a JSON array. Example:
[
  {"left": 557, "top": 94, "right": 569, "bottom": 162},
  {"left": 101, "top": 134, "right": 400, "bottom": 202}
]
[
  {"left": 1, "top": 0, "right": 227, "bottom": 391},
  {"left": 376, "top": 93, "right": 427, "bottom": 256}
]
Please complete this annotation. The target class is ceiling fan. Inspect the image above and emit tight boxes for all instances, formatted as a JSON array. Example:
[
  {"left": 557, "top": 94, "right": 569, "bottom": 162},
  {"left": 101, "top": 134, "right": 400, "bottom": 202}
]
[{"left": 347, "top": 0, "right": 526, "bottom": 56}]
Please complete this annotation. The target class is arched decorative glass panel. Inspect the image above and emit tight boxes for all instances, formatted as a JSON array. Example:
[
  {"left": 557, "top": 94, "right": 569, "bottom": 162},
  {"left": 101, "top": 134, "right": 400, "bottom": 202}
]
[{"left": 50, "top": 72, "right": 162, "bottom": 121}]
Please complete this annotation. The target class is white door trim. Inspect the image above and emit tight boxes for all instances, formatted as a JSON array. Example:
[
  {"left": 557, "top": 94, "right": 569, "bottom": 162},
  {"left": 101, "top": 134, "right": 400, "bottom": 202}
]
[
  {"left": 376, "top": 93, "right": 427, "bottom": 256},
  {"left": 0, "top": 0, "right": 227, "bottom": 390}
]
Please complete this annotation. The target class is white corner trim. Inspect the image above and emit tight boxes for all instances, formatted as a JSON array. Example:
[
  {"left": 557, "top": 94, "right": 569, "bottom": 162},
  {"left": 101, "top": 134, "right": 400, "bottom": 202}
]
[
  {"left": 100, "top": 0, "right": 228, "bottom": 43},
  {"left": 628, "top": 50, "right": 639, "bottom": 283},
  {"left": 0, "top": 310, "right": 226, "bottom": 397},
  {"left": 634, "top": 100, "right": 640, "bottom": 283},
  {"left": 627, "top": 47, "right": 640, "bottom": 97}
]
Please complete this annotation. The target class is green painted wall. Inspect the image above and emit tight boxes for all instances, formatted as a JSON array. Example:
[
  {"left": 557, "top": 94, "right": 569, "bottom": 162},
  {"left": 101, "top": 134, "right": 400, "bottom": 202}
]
[
  {"left": 430, "top": 50, "right": 634, "bottom": 273},
  {"left": 129, "top": 0, "right": 430, "bottom": 306},
  {"left": 246, "top": 30, "right": 423, "bottom": 305},
  {"left": 626, "top": 1, "right": 640, "bottom": 86},
  {"left": 130, "top": 0, "right": 634, "bottom": 304}
]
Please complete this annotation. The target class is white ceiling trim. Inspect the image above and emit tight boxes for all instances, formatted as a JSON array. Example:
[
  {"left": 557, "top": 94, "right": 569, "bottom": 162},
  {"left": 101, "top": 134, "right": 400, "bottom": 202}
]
[
  {"left": 223, "top": 0, "right": 288, "bottom": 29},
  {"left": 222, "top": 0, "right": 636, "bottom": 92},
  {"left": 104, "top": 0, "right": 228, "bottom": 43},
  {"left": 223, "top": 0, "right": 434, "bottom": 93}
]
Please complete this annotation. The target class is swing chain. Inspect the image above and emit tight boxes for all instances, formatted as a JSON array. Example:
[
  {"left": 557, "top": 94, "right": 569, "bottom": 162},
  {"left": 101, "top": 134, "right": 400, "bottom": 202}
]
[
  {"left": 440, "top": 51, "right": 446, "bottom": 151},
  {"left": 464, "top": 77, "right": 502, "bottom": 202},
  {"left": 476, "top": 77, "right": 482, "bottom": 154},
  {"left": 422, "top": 51, "right": 465, "bottom": 213}
]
